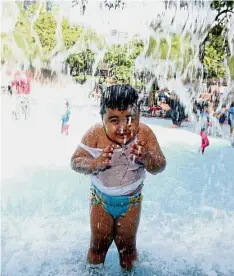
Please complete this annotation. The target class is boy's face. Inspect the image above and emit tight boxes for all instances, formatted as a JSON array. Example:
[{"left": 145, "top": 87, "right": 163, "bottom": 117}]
[{"left": 103, "top": 106, "right": 140, "bottom": 145}]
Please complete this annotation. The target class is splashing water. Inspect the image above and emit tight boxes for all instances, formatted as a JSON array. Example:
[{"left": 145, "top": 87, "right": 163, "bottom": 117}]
[
  {"left": 1, "top": 1, "right": 234, "bottom": 276},
  {"left": 128, "top": 116, "right": 132, "bottom": 125},
  {"left": 120, "top": 125, "right": 124, "bottom": 134}
]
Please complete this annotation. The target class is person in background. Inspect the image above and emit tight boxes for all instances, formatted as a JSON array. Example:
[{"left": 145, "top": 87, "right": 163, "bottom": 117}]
[
  {"left": 200, "top": 127, "right": 210, "bottom": 154},
  {"left": 228, "top": 102, "right": 234, "bottom": 138},
  {"left": 170, "top": 95, "right": 186, "bottom": 127},
  {"left": 199, "top": 104, "right": 211, "bottom": 133},
  {"left": 107, "top": 76, "right": 117, "bottom": 87},
  {"left": 215, "top": 103, "right": 227, "bottom": 137},
  {"left": 61, "top": 101, "right": 71, "bottom": 135}
]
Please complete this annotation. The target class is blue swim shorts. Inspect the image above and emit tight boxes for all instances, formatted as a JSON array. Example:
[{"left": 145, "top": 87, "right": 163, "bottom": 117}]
[{"left": 90, "top": 185, "right": 143, "bottom": 219}]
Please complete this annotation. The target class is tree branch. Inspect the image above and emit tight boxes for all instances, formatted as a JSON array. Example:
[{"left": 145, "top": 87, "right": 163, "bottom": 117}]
[{"left": 214, "top": 8, "right": 234, "bottom": 22}]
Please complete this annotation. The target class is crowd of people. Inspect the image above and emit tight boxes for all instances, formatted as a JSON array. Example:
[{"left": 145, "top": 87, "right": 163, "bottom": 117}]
[
  {"left": 2, "top": 69, "right": 234, "bottom": 148},
  {"left": 139, "top": 88, "right": 187, "bottom": 127},
  {"left": 137, "top": 83, "right": 234, "bottom": 141},
  {"left": 192, "top": 83, "right": 234, "bottom": 139}
]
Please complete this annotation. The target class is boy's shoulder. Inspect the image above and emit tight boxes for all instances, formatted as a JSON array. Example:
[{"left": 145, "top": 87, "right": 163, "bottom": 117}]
[
  {"left": 81, "top": 123, "right": 104, "bottom": 147},
  {"left": 139, "top": 122, "right": 155, "bottom": 136}
]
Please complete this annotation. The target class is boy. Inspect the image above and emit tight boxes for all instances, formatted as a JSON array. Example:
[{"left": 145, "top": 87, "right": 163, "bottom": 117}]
[{"left": 71, "top": 85, "right": 166, "bottom": 271}]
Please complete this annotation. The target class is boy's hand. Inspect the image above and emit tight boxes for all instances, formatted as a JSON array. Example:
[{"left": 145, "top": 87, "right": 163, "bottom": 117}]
[
  {"left": 94, "top": 145, "right": 114, "bottom": 171},
  {"left": 130, "top": 141, "right": 149, "bottom": 165}
]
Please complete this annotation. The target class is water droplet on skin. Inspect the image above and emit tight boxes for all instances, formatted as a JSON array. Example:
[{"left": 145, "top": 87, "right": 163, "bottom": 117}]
[
  {"left": 128, "top": 116, "right": 132, "bottom": 125},
  {"left": 120, "top": 125, "right": 124, "bottom": 134}
]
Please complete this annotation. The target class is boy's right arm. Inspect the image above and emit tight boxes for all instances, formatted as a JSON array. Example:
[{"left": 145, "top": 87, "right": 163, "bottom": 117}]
[
  {"left": 71, "top": 150, "right": 99, "bottom": 175},
  {"left": 71, "top": 125, "right": 113, "bottom": 175},
  {"left": 71, "top": 125, "right": 99, "bottom": 175}
]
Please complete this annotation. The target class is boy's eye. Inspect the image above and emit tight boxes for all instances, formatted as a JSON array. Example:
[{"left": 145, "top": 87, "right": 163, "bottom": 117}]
[{"left": 110, "top": 119, "right": 119, "bottom": 123}]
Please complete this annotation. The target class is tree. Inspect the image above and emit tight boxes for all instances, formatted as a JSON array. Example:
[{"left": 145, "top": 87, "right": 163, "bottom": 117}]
[
  {"left": 12, "top": 3, "right": 40, "bottom": 63},
  {"left": 11, "top": 2, "right": 58, "bottom": 65},
  {"left": 66, "top": 48, "right": 95, "bottom": 78},
  {"left": 199, "top": 0, "right": 234, "bottom": 62},
  {"left": 8, "top": 2, "right": 89, "bottom": 69},
  {"left": 72, "top": 0, "right": 124, "bottom": 13},
  {"left": 103, "top": 39, "right": 144, "bottom": 81},
  {"left": 33, "top": 4, "right": 57, "bottom": 59},
  {"left": 62, "top": 18, "right": 83, "bottom": 49},
  {"left": 228, "top": 55, "right": 234, "bottom": 80},
  {"left": 203, "top": 27, "right": 227, "bottom": 78},
  {"left": 145, "top": 34, "right": 193, "bottom": 75}
]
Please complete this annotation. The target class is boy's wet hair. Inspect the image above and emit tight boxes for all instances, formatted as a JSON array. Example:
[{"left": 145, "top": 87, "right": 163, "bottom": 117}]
[{"left": 100, "top": 84, "right": 139, "bottom": 116}]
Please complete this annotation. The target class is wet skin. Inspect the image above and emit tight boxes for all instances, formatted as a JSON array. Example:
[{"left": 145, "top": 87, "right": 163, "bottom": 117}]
[{"left": 71, "top": 107, "right": 166, "bottom": 270}]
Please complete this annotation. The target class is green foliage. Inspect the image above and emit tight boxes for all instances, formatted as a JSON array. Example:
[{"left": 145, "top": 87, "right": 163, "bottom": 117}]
[
  {"left": 62, "top": 18, "right": 83, "bottom": 49},
  {"left": 102, "top": 39, "right": 144, "bottom": 80},
  {"left": 145, "top": 34, "right": 193, "bottom": 75},
  {"left": 13, "top": 5, "right": 38, "bottom": 61},
  {"left": 66, "top": 48, "right": 95, "bottom": 76},
  {"left": 33, "top": 4, "right": 57, "bottom": 56},
  {"left": 228, "top": 55, "right": 234, "bottom": 80},
  {"left": 146, "top": 37, "right": 157, "bottom": 56},
  {"left": 200, "top": 0, "right": 234, "bottom": 76},
  {"left": 10, "top": 3, "right": 86, "bottom": 65},
  {"left": 11, "top": 3, "right": 59, "bottom": 62},
  {"left": 1, "top": 43, "right": 13, "bottom": 63},
  {"left": 203, "top": 24, "right": 228, "bottom": 78},
  {"left": 211, "top": 0, "right": 234, "bottom": 15},
  {"left": 204, "top": 42, "right": 225, "bottom": 78},
  {"left": 73, "top": 74, "right": 91, "bottom": 84}
]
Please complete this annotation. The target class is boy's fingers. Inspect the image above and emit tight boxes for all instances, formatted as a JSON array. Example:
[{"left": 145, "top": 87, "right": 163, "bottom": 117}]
[
  {"left": 102, "top": 152, "right": 112, "bottom": 158},
  {"left": 137, "top": 140, "right": 147, "bottom": 147},
  {"left": 132, "top": 143, "right": 146, "bottom": 152},
  {"left": 103, "top": 145, "right": 114, "bottom": 153},
  {"left": 130, "top": 149, "right": 143, "bottom": 157}
]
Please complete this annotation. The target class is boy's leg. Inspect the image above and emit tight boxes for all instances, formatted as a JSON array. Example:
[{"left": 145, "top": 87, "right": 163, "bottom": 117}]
[
  {"left": 88, "top": 204, "right": 114, "bottom": 265},
  {"left": 114, "top": 204, "right": 141, "bottom": 271}
]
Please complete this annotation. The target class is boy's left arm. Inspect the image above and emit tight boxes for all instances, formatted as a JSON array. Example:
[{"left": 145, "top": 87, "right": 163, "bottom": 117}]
[{"left": 131, "top": 124, "right": 166, "bottom": 174}]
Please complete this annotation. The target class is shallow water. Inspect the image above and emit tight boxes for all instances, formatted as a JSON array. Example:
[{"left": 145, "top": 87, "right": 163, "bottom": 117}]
[{"left": 1, "top": 95, "right": 234, "bottom": 276}]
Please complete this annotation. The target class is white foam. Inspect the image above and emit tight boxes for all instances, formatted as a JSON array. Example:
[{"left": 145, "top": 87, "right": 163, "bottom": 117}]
[{"left": 1, "top": 87, "right": 234, "bottom": 275}]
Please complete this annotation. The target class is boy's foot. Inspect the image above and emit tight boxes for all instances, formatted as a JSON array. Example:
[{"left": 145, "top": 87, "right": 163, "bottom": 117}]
[{"left": 86, "top": 264, "right": 104, "bottom": 276}]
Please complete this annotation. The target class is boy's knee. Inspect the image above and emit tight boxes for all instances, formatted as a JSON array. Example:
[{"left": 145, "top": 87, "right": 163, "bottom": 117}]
[
  {"left": 89, "top": 246, "right": 107, "bottom": 255},
  {"left": 88, "top": 246, "right": 109, "bottom": 264}
]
